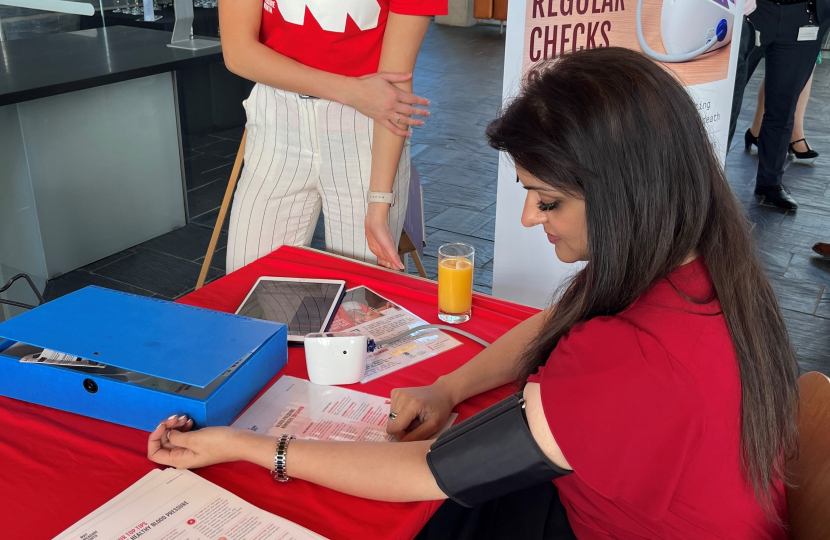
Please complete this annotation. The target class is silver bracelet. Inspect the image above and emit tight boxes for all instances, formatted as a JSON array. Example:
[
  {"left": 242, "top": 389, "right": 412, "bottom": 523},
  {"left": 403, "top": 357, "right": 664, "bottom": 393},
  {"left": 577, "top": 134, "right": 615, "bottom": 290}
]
[{"left": 273, "top": 434, "right": 296, "bottom": 482}]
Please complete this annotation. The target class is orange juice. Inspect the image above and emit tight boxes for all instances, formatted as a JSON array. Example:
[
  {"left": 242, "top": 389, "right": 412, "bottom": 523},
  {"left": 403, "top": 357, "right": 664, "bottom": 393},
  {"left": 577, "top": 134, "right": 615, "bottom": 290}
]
[{"left": 438, "top": 257, "right": 474, "bottom": 314}]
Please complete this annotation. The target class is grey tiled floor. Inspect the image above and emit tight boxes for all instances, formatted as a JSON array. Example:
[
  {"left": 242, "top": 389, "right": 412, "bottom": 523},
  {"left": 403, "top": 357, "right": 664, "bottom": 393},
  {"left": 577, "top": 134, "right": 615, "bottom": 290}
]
[
  {"left": 726, "top": 57, "right": 830, "bottom": 374},
  {"left": 42, "top": 23, "right": 830, "bottom": 375},
  {"left": 409, "top": 23, "right": 503, "bottom": 292}
]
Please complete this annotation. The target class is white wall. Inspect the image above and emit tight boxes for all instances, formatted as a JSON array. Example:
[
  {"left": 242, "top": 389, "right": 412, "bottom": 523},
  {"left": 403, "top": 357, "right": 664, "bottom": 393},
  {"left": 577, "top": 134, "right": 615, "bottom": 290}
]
[
  {"left": 434, "top": 0, "right": 475, "bottom": 27},
  {"left": 0, "top": 104, "right": 48, "bottom": 321}
]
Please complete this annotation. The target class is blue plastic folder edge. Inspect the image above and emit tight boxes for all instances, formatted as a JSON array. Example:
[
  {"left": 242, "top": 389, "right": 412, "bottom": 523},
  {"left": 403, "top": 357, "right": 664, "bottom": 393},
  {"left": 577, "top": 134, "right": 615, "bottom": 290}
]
[
  {"left": 0, "top": 287, "right": 289, "bottom": 431},
  {"left": 0, "top": 327, "right": 285, "bottom": 431},
  {"left": 0, "top": 286, "right": 285, "bottom": 387}
]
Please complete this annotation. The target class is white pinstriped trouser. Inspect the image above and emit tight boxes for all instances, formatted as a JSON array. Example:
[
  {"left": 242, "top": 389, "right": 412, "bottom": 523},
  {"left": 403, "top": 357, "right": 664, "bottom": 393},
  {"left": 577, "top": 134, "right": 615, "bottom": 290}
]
[{"left": 226, "top": 84, "right": 410, "bottom": 273}]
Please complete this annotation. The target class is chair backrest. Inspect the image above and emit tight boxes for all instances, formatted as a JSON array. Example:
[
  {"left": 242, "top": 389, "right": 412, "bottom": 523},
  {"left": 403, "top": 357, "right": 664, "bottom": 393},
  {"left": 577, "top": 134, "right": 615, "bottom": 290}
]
[
  {"left": 787, "top": 371, "right": 830, "bottom": 540},
  {"left": 473, "top": 0, "right": 507, "bottom": 20},
  {"left": 402, "top": 164, "right": 425, "bottom": 258}
]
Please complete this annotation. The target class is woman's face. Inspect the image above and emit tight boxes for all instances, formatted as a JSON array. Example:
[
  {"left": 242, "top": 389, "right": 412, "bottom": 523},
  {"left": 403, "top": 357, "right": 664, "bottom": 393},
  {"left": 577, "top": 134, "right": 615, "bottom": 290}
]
[{"left": 517, "top": 168, "right": 589, "bottom": 263}]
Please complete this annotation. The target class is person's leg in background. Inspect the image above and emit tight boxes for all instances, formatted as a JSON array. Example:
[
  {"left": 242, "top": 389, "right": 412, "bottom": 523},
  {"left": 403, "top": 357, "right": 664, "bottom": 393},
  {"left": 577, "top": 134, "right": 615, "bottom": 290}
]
[
  {"left": 314, "top": 100, "right": 410, "bottom": 265},
  {"left": 728, "top": 16, "right": 756, "bottom": 151},
  {"left": 789, "top": 68, "right": 819, "bottom": 158},
  {"left": 751, "top": 2, "right": 830, "bottom": 210},
  {"left": 226, "top": 85, "right": 322, "bottom": 273},
  {"left": 748, "top": 68, "right": 818, "bottom": 157},
  {"left": 749, "top": 77, "right": 765, "bottom": 144},
  {"left": 744, "top": 1, "right": 771, "bottom": 142}
]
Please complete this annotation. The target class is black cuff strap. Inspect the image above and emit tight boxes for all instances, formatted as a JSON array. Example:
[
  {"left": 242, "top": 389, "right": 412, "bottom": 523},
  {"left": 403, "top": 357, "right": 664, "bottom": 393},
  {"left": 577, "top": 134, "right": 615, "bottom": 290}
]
[{"left": 426, "top": 392, "right": 572, "bottom": 508}]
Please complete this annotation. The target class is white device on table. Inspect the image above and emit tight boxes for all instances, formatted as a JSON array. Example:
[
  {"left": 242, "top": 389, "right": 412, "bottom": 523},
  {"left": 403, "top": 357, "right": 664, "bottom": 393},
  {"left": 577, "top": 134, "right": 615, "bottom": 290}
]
[
  {"left": 637, "top": 0, "right": 735, "bottom": 63},
  {"left": 304, "top": 324, "right": 491, "bottom": 386},
  {"left": 304, "top": 332, "right": 374, "bottom": 385},
  {"left": 235, "top": 277, "right": 346, "bottom": 343}
]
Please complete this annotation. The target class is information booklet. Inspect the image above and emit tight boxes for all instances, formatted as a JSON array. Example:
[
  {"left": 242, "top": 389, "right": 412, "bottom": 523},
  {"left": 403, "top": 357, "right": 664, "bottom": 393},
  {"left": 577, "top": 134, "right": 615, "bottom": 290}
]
[
  {"left": 329, "top": 286, "right": 462, "bottom": 383},
  {"left": 53, "top": 468, "right": 327, "bottom": 540},
  {"left": 232, "top": 376, "right": 457, "bottom": 442}
]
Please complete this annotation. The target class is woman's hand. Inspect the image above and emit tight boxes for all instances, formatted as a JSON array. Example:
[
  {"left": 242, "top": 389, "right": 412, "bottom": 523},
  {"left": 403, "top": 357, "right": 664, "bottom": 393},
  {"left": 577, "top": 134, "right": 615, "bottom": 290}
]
[
  {"left": 387, "top": 380, "right": 459, "bottom": 442},
  {"left": 147, "top": 415, "right": 251, "bottom": 469},
  {"left": 346, "top": 72, "right": 430, "bottom": 137},
  {"left": 366, "top": 204, "right": 404, "bottom": 270}
]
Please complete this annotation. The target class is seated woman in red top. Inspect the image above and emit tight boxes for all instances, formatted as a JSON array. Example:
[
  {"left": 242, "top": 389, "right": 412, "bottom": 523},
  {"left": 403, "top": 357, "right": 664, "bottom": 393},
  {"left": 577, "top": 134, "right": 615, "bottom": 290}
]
[{"left": 146, "top": 48, "right": 799, "bottom": 539}]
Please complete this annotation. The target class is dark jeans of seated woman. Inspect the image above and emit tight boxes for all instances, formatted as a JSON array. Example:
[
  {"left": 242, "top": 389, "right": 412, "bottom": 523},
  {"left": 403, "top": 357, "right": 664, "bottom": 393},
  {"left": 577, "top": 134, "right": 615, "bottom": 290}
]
[{"left": 416, "top": 483, "right": 577, "bottom": 540}]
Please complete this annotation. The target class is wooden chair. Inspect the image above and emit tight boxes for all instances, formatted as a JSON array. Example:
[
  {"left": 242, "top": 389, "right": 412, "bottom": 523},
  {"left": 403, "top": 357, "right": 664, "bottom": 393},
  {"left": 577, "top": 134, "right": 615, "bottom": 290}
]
[
  {"left": 474, "top": 0, "right": 507, "bottom": 21},
  {"left": 787, "top": 371, "right": 830, "bottom": 540},
  {"left": 398, "top": 164, "right": 427, "bottom": 279},
  {"left": 195, "top": 130, "right": 247, "bottom": 290},
  {"left": 196, "top": 130, "right": 428, "bottom": 289}
]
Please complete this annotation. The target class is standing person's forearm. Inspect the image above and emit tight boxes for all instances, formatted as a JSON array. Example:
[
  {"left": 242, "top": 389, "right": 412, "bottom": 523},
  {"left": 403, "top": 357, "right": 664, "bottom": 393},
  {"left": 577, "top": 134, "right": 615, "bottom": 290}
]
[
  {"left": 438, "top": 309, "right": 551, "bottom": 404},
  {"left": 363, "top": 14, "right": 432, "bottom": 269},
  {"left": 221, "top": 38, "right": 358, "bottom": 105},
  {"left": 369, "top": 114, "right": 409, "bottom": 193},
  {"left": 368, "top": 14, "right": 431, "bottom": 193},
  {"left": 369, "top": 113, "right": 408, "bottom": 193}
]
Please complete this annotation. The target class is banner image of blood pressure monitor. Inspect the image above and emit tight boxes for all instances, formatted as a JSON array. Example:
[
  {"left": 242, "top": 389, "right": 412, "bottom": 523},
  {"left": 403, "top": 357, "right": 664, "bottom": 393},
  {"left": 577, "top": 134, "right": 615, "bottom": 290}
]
[
  {"left": 524, "top": 0, "right": 737, "bottom": 83},
  {"left": 491, "top": 0, "right": 744, "bottom": 307}
]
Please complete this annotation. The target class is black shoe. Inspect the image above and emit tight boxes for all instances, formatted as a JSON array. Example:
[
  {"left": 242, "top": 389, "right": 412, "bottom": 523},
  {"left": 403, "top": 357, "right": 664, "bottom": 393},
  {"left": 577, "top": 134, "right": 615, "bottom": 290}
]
[
  {"left": 754, "top": 185, "right": 798, "bottom": 210},
  {"left": 745, "top": 129, "right": 758, "bottom": 151},
  {"left": 813, "top": 243, "right": 830, "bottom": 259},
  {"left": 788, "top": 138, "right": 819, "bottom": 159}
]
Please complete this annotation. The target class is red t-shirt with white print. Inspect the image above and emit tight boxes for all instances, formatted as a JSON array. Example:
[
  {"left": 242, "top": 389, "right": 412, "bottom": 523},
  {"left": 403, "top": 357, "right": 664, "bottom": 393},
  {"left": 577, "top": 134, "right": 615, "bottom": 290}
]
[{"left": 259, "top": 0, "right": 448, "bottom": 77}]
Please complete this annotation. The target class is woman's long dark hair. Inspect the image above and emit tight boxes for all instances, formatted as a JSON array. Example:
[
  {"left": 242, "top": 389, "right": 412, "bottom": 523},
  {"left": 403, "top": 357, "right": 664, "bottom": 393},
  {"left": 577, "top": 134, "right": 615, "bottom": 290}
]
[{"left": 486, "top": 48, "right": 798, "bottom": 510}]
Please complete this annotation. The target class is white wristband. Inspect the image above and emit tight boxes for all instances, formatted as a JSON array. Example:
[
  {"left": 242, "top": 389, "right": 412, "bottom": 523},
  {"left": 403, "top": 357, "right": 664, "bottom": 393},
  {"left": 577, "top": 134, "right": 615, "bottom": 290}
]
[{"left": 367, "top": 190, "right": 395, "bottom": 207}]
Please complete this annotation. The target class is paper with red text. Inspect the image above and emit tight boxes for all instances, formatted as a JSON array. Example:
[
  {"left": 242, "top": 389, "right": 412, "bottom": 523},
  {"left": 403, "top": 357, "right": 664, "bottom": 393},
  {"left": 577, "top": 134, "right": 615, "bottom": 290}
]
[
  {"left": 232, "top": 376, "right": 457, "bottom": 442},
  {"left": 53, "top": 468, "right": 327, "bottom": 540},
  {"left": 330, "top": 286, "right": 462, "bottom": 382}
]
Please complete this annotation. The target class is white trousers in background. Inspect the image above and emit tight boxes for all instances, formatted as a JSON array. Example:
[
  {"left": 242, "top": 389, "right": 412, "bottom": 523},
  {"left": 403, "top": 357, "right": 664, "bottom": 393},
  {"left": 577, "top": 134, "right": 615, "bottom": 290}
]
[{"left": 226, "top": 84, "right": 410, "bottom": 273}]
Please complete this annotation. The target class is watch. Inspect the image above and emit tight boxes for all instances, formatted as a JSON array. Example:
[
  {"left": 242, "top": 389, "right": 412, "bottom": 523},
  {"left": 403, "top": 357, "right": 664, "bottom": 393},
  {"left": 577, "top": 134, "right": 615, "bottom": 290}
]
[{"left": 367, "top": 190, "right": 396, "bottom": 207}]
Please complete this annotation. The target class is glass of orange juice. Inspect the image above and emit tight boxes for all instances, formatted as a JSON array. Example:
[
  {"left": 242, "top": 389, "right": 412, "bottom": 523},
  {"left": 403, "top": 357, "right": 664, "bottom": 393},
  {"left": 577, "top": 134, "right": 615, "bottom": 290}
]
[{"left": 438, "top": 242, "right": 475, "bottom": 324}]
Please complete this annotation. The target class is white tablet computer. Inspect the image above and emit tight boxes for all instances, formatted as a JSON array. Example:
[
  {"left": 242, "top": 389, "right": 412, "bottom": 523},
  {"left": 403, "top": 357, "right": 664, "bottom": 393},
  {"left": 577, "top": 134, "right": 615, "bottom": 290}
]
[{"left": 235, "top": 277, "right": 347, "bottom": 343}]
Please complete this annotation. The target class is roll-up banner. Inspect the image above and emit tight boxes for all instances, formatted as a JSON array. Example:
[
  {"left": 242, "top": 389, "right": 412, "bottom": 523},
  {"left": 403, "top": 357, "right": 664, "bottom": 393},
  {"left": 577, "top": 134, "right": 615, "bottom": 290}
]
[{"left": 492, "top": 0, "right": 744, "bottom": 307}]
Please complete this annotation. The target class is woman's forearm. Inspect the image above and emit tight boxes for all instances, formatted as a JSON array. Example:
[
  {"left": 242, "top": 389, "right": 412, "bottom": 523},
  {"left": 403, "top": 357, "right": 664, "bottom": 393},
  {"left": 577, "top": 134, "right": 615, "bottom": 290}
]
[
  {"left": 222, "top": 39, "right": 356, "bottom": 104},
  {"left": 218, "top": 0, "right": 357, "bottom": 104},
  {"left": 368, "top": 13, "right": 431, "bottom": 193},
  {"left": 438, "top": 308, "right": 551, "bottom": 404},
  {"left": 369, "top": 114, "right": 407, "bottom": 193},
  {"left": 238, "top": 432, "right": 445, "bottom": 502}
]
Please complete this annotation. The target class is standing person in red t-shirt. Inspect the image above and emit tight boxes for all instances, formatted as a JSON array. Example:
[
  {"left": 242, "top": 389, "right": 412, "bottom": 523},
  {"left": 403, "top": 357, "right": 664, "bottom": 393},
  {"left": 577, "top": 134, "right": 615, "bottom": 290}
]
[
  {"left": 219, "top": 0, "right": 447, "bottom": 272},
  {"left": 147, "top": 48, "right": 799, "bottom": 539}
]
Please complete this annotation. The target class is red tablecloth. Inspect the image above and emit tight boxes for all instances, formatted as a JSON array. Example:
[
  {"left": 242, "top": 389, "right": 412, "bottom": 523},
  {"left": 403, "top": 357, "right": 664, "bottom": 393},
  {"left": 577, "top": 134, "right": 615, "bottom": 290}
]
[{"left": 0, "top": 247, "right": 538, "bottom": 540}]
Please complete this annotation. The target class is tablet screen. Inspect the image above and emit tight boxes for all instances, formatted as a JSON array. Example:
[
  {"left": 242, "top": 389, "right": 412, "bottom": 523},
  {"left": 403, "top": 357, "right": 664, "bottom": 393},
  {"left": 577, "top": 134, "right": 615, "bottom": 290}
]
[{"left": 236, "top": 279, "right": 345, "bottom": 338}]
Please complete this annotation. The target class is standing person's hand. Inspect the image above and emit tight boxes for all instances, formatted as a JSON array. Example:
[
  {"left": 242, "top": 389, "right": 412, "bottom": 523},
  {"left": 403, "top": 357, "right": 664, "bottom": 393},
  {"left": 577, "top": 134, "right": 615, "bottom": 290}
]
[
  {"left": 366, "top": 204, "right": 405, "bottom": 270},
  {"left": 346, "top": 72, "right": 430, "bottom": 137},
  {"left": 387, "top": 381, "right": 459, "bottom": 442}
]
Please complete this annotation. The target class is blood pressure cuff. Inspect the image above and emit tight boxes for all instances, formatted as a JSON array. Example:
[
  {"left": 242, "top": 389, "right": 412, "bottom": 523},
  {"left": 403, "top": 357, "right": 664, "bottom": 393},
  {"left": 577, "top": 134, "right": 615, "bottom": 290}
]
[{"left": 426, "top": 392, "right": 572, "bottom": 508}]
